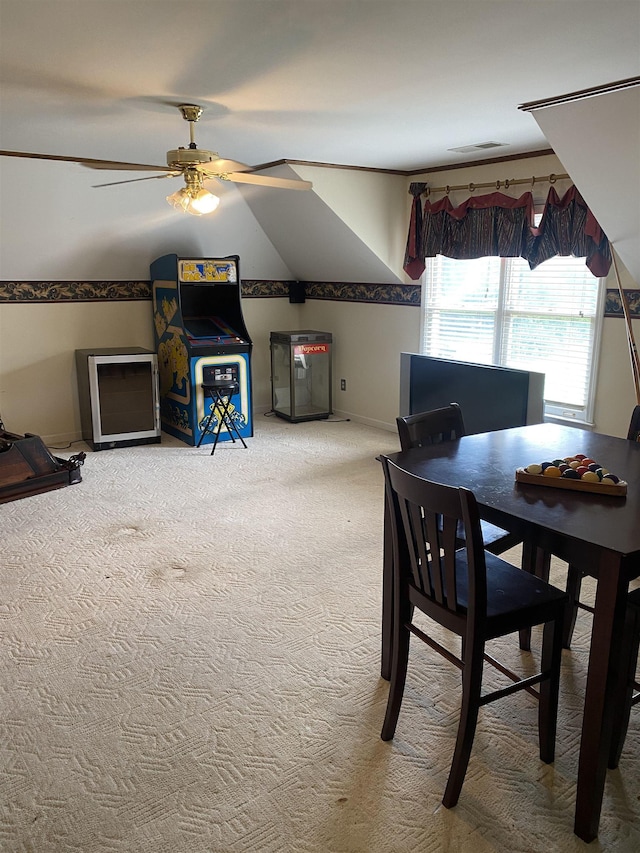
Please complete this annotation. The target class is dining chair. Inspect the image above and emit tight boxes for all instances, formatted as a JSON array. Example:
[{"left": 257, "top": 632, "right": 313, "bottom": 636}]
[
  {"left": 396, "top": 405, "right": 522, "bottom": 556},
  {"left": 627, "top": 404, "right": 640, "bottom": 442},
  {"left": 561, "top": 404, "right": 640, "bottom": 649},
  {"left": 607, "top": 586, "right": 640, "bottom": 769},
  {"left": 396, "top": 403, "right": 466, "bottom": 448},
  {"left": 380, "top": 456, "right": 567, "bottom": 808}
]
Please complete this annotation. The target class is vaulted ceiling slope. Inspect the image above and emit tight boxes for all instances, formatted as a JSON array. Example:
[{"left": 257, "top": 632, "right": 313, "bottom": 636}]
[
  {"left": 238, "top": 164, "right": 408, "bottom": 283},
  {"left": 525, "top": 83, "right": 640, "bottom": 285}
]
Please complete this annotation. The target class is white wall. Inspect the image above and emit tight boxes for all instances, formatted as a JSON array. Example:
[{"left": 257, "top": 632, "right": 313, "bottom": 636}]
[
  {"left": 295, "top": 153, "right": 639, "bottom": 437},
  {"left": 1, "top": 301, "right": 155, "bottom": 441},
  {"left": 0, "top": 296, "right": 303, "bottom": 443},
  {"left": 244, "top": 298, "right": 303, "bottom": 415},
  {"left": 0, "top": 159, "right": 294, "bottom": 280},
  {"left": 1, "top": 152, "right": 637, "bottom": 443},
  {"left": 302, "top": 299, "right": 420, "bottom": 430},
  {"left": 594, "top": 311, "right": 640, "bottom": 437},
  {"left": 0, "top": 156, "right": 300, "bottom": 441}
]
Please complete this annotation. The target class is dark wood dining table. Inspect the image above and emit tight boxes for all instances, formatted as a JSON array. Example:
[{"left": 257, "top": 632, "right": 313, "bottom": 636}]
[{"left": 380, "top": 422, "right": 640, "bottom": 843}]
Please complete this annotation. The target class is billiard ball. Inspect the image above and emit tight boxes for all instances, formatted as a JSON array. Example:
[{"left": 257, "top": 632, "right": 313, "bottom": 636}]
[
  {"left": 543, "top": 465, "right": 562, "bottom": 477},
  {"left": 525, "top": 463, "right": 543, "bottom": 474},
  {"left": 562, "top": 469, "right": 580, "bottom": 479}
]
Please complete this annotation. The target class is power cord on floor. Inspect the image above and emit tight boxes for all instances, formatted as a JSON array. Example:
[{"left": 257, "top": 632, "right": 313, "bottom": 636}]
[{"left": 48, "top": 439, "right": 89, "bottom": 450}]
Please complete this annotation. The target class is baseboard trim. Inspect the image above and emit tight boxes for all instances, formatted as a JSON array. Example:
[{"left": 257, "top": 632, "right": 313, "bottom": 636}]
[{"left": 330, "top": 409, "right": 396, "bottom": 433}]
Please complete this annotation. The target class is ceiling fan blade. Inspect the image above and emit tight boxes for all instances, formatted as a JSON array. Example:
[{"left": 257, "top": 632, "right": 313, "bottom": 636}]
[
  {"left": 225, "top": 172, "right": 312, "bottom": 191},
  {"left": 0, "top": 149, "right": 171, "bottom": 172},
  {"left": 81, "top": 161, "right": 174, "bottom": 172},
  {"left": 93, "top": 173, "right": 180, "bottom": 188}
]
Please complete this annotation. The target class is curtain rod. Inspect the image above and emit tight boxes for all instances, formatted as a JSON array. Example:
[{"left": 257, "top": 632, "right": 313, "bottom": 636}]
[{"left": 422, "top": 172, "right": 569, "bottom": 197}]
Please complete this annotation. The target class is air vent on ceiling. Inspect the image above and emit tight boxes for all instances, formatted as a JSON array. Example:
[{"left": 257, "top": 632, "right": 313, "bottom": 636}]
[{"left": 448, "top": 141, "right": 507, "bottom": 154}]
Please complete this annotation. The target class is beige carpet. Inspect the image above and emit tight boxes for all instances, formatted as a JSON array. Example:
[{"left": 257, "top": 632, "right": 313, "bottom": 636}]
[{"left": 1, "top": 416, "right": 638, "bottom": 853}]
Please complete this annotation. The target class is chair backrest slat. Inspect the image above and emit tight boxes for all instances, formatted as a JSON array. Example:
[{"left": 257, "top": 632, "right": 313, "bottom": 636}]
[
  {"left": 442, "top": 515, "right": 459, "bottom": 609},
  {"left": 382, "top": 457, "right": 487, "bottom": 619},
  {"left": 403, "top": 500, "right": 432, "bottom": 596},
  {"left": 423, "top": 507, "right": 444, "bottom": 603}
]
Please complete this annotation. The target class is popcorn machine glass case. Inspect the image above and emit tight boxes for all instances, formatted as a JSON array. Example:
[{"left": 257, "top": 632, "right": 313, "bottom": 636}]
[
  {"left": 151, "top": 254, "right": 253, "bottom": 446},
  {"left": 270, "top": 330, "right": 332, "bottom": 423}
]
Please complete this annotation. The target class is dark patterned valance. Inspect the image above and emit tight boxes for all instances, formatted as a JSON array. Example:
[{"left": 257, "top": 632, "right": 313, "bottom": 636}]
[
  {"left": 403, "top": 182, "right": 428, "bottom": 280},
  {"left": 403, "top": 184, "right": 612, "bottom": 280},
  {"left": 525, "top": 186, "right": 612, "bottom": 277},
  {"left": 423, "top": 191, "right": 535, "bottom": 261}
]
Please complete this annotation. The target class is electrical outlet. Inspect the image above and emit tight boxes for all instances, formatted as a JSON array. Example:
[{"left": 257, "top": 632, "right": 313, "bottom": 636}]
[{"left": 340, "top": 379, "right": 346, "bottom": 391}]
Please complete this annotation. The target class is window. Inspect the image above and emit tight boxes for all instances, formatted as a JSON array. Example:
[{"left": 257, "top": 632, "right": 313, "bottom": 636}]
[{"left": 420, "top": 253, "right": 605, "bottom": 424}]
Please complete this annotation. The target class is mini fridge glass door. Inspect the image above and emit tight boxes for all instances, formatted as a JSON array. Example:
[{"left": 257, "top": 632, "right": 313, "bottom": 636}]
[{"left": 88, "top": 354, "right": 160, "bottom": 443}]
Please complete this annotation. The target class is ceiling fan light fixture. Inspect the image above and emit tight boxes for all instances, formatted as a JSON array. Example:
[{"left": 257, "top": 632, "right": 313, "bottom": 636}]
[
  {"left": 166, "top": 168, "right": 220, "bottom": 216},
  {"left": 190, "top": 188, "right": 220, "bottom": 215}
]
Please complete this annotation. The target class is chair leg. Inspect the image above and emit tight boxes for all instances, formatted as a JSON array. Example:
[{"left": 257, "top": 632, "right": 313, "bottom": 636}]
[
  {"left": 196, "top": 406, "right": 216, "bottom": 448},
  {"left": 562, "top": 565, "right": 583, "bottom": 649},
  {"left": 519, "top": 545, "right": 551, "bottom": 651},
  {"left": 538, "top": 614, "right": 563, "bottom": 764},
  {"left": 607, "top": 602, "right": 640, "bottom": 769},
  {"left": 223, "top": 411, "right": 248, "bottom": 448},
  {"left": 518, "top": 543, "right": 533, "bottom": 651},
  {"left": 211, "top": 400, "right": 247, "bottom": 454},
  {"left": 442, "top": 638, "right": 484, "bottom": 808},
  {"left": 380, "top": 619, "right": 411, "bottom": 741}
]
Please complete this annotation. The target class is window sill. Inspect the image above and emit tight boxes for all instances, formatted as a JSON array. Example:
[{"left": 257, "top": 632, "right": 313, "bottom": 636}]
[{"left": 543, "top": 413, "right": 594, "bottom": 431}]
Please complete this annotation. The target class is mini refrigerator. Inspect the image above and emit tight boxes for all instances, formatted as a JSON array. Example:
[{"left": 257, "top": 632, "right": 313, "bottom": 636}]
[
  {"left": 76, "top": 347, "right": 161, "bottom": 450},
  {"left": 270, "top": 331, "right": 332, "bottom": 422}
]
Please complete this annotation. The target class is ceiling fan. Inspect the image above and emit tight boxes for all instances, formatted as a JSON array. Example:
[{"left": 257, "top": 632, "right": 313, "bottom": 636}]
[{"left": 0, "top": 104, "right": 312, "bottom": 215}]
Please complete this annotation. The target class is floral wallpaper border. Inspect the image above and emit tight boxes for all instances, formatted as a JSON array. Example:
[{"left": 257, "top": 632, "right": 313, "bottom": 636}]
[
  {"left": 303, "top": 281, "right": 421, "bottom": 306},
  {"left": 603, "top": 288, "right": 640, "bottom": 318},
  {"left": 0, "top": 279, "right": 420, "bottom": 305},
  {"left": 0, "top": 280, "right": 637, "bottom": 316},
  {"left": 0, "top": 280, "right": 296, "bottom": 302},
  {"left": 0, "top": 281, "right": 153, "bottom": 302},
  {"left": 241, "top": 280, "right": 292, "bottom": 298}
]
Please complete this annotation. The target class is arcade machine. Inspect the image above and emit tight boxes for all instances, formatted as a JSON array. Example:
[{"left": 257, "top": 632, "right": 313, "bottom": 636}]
[{"left": 150, "top": 254, "right": 253, "bottom": 447}]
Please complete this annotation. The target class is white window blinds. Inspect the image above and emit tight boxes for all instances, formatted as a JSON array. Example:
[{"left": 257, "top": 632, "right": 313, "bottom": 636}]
[{"left": 421, "top": 254, "right": 604, "bottom": 423}]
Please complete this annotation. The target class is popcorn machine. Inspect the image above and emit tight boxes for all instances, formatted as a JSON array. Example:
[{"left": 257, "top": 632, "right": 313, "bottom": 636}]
[{"left": 270, "top": 330, "right": 332, "bottom": 422}]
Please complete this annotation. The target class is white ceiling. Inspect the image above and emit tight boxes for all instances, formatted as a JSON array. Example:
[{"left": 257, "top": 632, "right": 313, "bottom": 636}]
[{"left": 1, "top": 0, "right": 639, "bottom": 174}]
